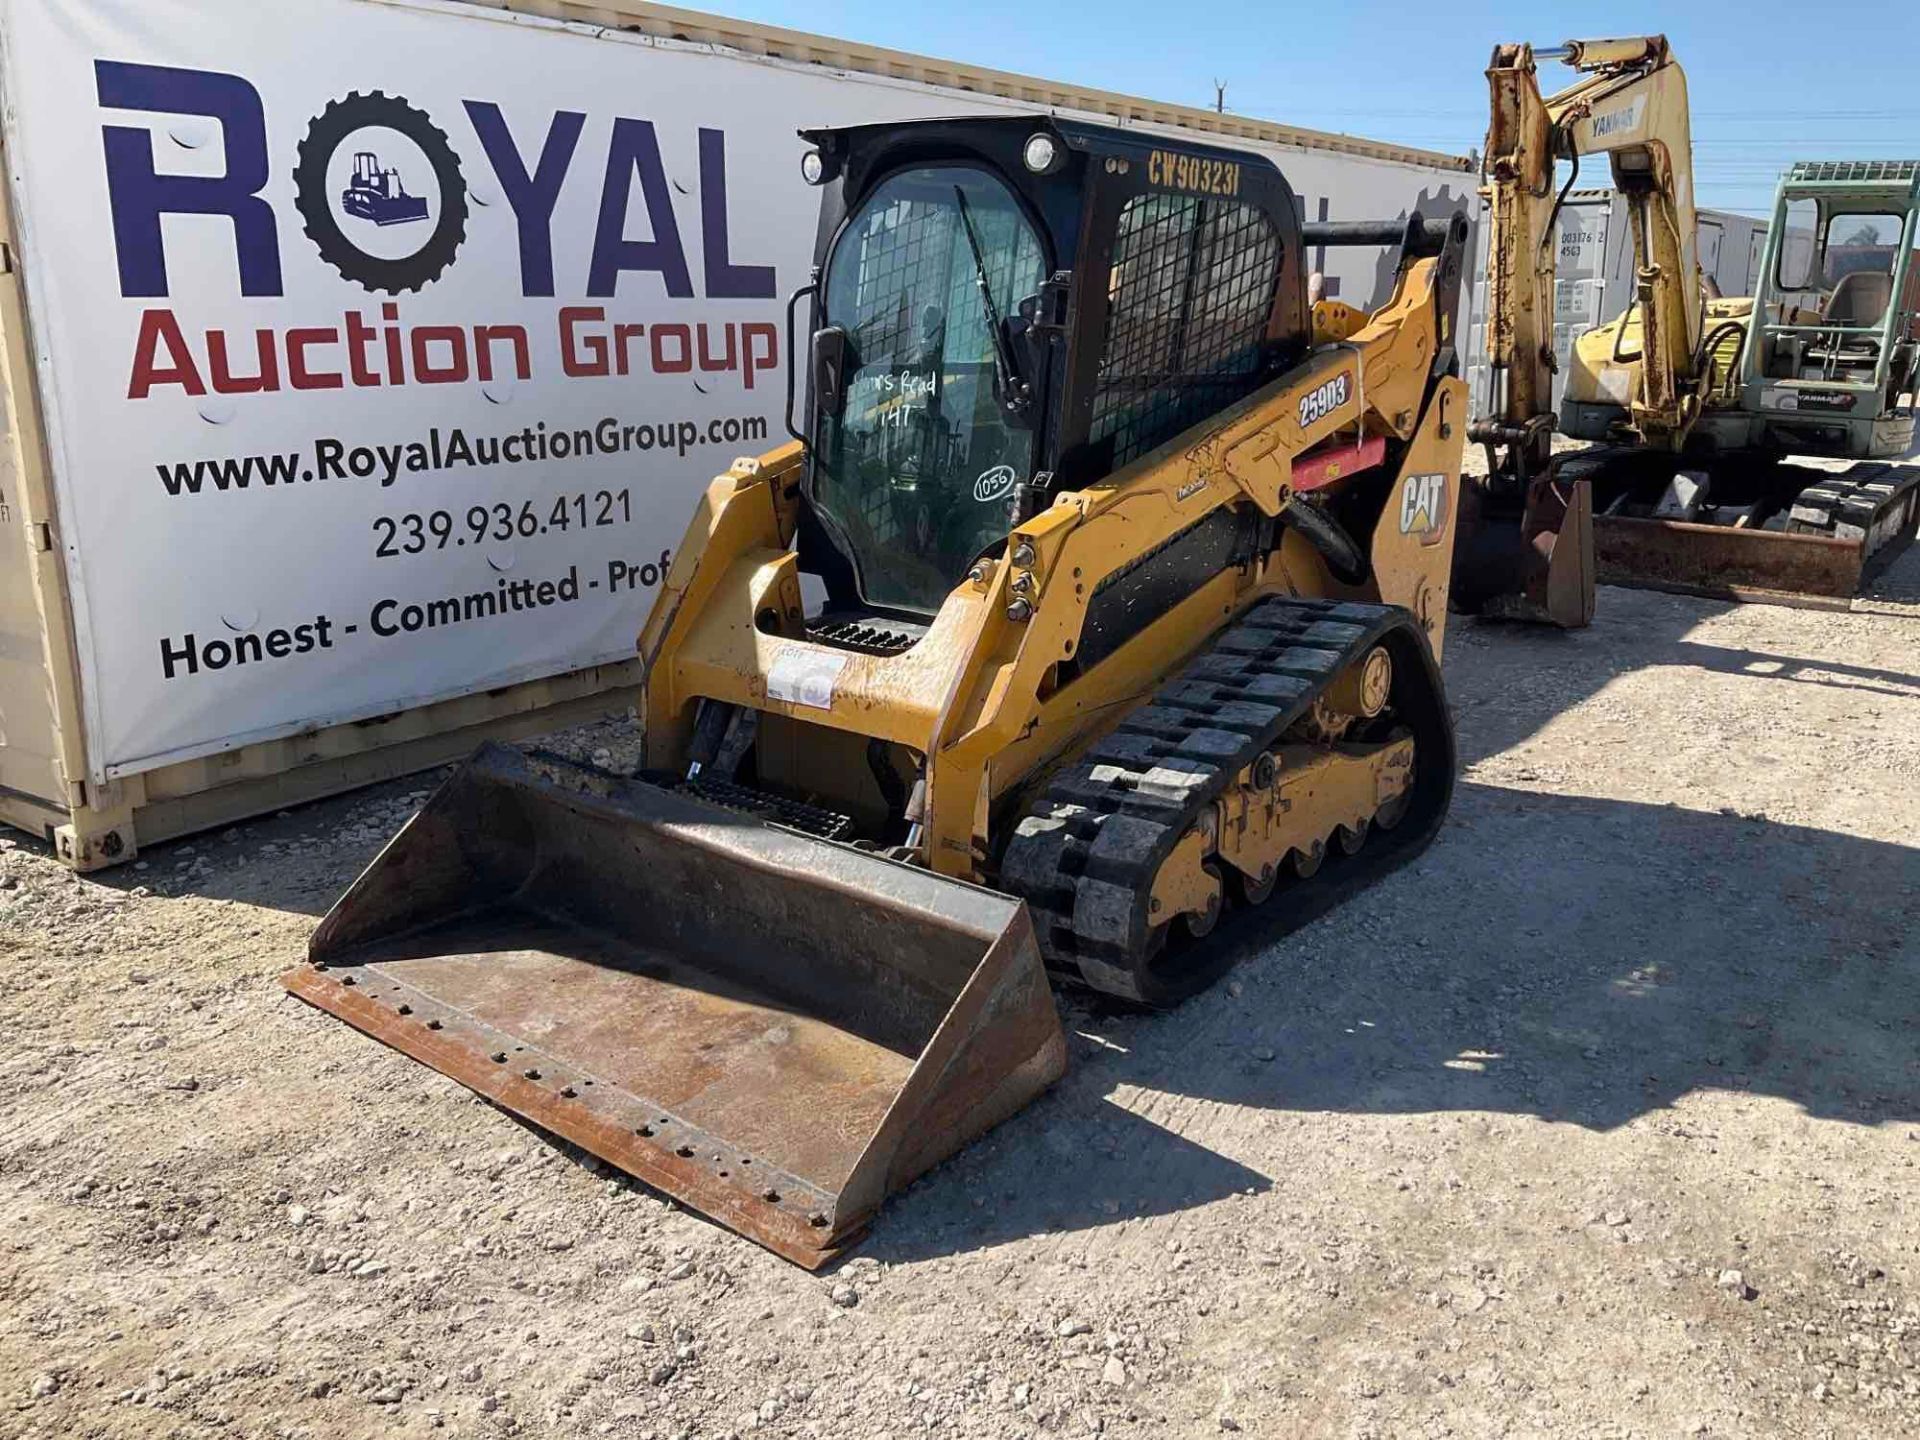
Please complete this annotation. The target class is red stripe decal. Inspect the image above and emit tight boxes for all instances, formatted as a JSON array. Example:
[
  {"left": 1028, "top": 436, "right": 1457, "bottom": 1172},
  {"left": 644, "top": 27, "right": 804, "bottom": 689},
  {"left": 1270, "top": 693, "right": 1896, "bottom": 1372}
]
[{"left": 1293, "top": 434, "right": 1387, "bottom": 493}]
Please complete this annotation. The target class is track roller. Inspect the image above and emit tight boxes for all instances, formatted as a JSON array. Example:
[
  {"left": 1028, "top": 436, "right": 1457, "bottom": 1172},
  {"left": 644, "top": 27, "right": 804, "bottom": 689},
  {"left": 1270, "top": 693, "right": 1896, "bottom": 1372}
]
[{"left": 1000, "top": 597, "right": 1458, "bottom": 1006}]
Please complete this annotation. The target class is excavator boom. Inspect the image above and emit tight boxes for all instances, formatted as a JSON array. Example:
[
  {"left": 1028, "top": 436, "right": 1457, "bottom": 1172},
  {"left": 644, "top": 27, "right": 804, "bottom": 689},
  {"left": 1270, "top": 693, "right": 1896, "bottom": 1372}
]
[
  {"left": 1459, "top": 34, "right": 1706, "bottom": 627},
  {"left": 1482, "top": 36, "right": 1701, "bottom": 449}
]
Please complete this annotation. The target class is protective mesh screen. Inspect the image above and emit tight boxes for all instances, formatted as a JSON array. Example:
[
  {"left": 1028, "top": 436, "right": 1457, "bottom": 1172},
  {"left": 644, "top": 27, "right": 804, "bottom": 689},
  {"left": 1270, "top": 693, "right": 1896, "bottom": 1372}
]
[{"left": 1089, "top": 195, "right": 1280, "bottom": 468}]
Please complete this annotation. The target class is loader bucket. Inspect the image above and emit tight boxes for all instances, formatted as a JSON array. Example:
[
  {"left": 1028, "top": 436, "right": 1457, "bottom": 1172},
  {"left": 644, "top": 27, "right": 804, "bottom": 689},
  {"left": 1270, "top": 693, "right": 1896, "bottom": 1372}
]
[{"left": 283, "top": 744, "right": 1067, "bottom": 1268}]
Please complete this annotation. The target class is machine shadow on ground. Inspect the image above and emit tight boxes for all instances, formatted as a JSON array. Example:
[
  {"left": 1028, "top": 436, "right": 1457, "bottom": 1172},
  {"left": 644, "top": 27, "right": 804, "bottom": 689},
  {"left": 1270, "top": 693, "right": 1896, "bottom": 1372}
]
[{"left": 867, "top": 782, "right": 1917, "bottom": 1261}]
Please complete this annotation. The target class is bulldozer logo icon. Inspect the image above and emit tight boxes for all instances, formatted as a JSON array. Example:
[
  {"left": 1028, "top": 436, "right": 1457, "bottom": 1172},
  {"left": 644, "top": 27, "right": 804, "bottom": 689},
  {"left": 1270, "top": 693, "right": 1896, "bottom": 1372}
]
[
  {"left": 292, "top": 91, "right": 469, "bottom": 294},
  {"left": 342, "top": 151, "right": 429, "bottom": 227},
  {"left": 1399, "top": 472, "right": 1448, "bottom": 542}
]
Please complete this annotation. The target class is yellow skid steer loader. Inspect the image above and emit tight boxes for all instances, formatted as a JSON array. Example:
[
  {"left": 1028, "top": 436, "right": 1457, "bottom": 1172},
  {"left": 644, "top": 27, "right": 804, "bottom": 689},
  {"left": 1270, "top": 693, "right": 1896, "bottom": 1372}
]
[{"left": 287, "top": 115, "right": 1492, "bottom": 1265}]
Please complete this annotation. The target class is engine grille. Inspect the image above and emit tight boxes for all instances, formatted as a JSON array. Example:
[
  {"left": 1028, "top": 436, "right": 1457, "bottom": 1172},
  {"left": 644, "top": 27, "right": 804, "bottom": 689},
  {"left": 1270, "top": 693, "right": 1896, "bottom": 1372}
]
[
  {"left": 683, "top": 777, "right": 855, "bottom": 843},
  {"left": 807, "top": 618, "right": 922, "bottom": 656}
]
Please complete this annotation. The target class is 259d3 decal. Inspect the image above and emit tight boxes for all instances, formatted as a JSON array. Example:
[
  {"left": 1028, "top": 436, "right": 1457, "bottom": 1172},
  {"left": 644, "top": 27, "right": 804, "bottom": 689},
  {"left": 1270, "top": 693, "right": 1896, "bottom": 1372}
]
[{"left": 1297, "top": 371, "right": 1350, "bottom": 428}]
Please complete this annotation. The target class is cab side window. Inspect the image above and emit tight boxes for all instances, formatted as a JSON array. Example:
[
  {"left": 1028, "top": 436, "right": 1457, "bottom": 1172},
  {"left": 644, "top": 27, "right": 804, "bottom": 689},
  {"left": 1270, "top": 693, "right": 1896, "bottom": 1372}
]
[{"left": 1090, "top": 195, "right": 1280, "bottom": 468}]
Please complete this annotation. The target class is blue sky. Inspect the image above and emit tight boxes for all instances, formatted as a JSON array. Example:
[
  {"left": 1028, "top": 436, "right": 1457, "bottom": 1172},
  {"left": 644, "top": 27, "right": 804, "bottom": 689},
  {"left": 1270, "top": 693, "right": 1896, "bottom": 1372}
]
[{"left": 717, "top": 0, "right": 1920, "bottom": 217}]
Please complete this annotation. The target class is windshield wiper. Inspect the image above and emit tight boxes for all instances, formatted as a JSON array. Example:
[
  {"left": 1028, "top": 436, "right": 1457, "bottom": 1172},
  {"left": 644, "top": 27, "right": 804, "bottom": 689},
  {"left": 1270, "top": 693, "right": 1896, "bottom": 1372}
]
[{"left": 952, "top": 185, "right": 1029, "bottom": 417}]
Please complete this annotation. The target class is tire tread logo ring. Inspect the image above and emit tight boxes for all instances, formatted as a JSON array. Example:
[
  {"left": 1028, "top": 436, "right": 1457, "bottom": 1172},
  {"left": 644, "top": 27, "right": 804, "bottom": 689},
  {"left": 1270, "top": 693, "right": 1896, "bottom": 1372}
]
[{"left": 293, "top": 91, "right": 467, "bottom": 294}]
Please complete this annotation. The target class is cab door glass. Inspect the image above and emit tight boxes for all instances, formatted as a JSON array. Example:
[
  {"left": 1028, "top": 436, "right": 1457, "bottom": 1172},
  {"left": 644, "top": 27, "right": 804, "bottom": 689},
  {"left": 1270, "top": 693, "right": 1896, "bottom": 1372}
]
[
  {"left": 813, "top": 166, "right": 1047, "bottom": 614},
  {"left": 1776, "top": 198, "right": 1818, "bottom": 292}
]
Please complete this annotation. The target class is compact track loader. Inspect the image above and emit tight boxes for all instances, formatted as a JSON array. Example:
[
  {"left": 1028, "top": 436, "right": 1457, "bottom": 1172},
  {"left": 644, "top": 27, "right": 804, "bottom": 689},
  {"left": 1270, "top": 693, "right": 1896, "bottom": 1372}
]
[{"left": 287, "top": 116, "right": 1478, "bottom": 1264}]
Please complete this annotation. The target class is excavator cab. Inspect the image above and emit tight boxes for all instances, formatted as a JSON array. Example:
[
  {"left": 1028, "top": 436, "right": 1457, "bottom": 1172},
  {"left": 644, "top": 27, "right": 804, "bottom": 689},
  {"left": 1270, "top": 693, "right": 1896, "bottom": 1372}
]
[{"left": 1737, "top": 161, "right": 1920, "bottom": 456}]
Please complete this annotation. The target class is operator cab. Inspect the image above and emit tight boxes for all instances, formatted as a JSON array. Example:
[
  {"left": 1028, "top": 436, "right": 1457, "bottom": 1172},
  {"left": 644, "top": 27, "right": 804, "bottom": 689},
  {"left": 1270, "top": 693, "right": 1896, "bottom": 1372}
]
[
  {"left": 789, "top": 116, "right": 1308, "bottom": 627},
  {"left": 1751, "top": 161, "right": 1920, "bottom": 399}
]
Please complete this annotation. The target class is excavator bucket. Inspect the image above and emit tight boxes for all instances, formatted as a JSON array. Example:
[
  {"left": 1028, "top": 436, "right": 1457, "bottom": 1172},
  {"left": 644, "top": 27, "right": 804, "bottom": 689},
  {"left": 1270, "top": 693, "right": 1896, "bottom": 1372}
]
[
  {"left": 1451, "top": 469, "right": 1597, "bottom": 628},
  {"left": 282, "top": 744, "right": 1067, "bottom": 1268}
]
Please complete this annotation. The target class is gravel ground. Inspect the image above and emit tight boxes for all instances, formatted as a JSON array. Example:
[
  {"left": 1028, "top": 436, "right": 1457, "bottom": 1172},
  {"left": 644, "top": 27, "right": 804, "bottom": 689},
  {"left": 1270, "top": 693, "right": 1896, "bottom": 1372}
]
[{"left": 1, "top": 581, "right": 1916, "bottom": 1440}]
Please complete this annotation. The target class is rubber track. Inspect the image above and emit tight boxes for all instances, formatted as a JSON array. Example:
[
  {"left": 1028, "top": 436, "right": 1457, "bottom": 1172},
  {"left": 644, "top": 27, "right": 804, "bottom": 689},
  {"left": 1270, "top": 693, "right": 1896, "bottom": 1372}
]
[
  {"left": 1000, "top": 596, "right": 1440, "bottom": 1003},
  {"left": 1781, "top": 462, "right": 1920, "bottom": 559}
]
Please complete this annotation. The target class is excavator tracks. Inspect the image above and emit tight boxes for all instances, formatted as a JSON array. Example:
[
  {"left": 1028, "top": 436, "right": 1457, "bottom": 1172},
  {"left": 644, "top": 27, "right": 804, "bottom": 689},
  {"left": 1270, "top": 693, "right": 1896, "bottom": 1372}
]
[
  {"left": 1776, "top": 462, "right": 1920, "bottom": 563},
  {"left": 1590, "top": 459, "right": 1920, "bottom": 603},
  {"left": 1000, "top": 596, "right": 1457, "bottom": 1006}
]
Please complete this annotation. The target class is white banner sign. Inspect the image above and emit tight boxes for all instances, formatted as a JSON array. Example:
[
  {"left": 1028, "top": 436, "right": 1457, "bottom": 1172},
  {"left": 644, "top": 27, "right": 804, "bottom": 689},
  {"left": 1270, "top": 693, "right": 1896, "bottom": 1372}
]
[{"left": 0, "top": 0, "right": 1472, "bottom": 780}]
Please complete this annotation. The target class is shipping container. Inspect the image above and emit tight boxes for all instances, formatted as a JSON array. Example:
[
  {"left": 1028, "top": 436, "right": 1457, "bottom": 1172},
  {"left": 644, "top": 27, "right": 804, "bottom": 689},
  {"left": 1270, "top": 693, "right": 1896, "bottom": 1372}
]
[{"left": 0, "top": 0, "right": 1472, "bottom": 866}]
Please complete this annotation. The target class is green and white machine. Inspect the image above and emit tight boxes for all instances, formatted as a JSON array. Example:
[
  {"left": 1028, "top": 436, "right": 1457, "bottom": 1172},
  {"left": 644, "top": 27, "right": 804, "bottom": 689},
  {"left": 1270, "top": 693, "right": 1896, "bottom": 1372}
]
[
  {"left": 1733, "top": 159, "right": 1919, "bottom": 457},
  {"left": 1561, "top": 159, "right": 1920, "bottom": 602}
]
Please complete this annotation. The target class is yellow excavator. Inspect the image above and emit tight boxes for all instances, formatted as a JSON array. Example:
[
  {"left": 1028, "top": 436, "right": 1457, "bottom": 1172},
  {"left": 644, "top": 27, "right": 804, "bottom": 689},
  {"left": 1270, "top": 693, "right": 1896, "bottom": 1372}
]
[
  {"left": 1468, "top": 36, "right": 1920, "bottom": 606},
  {"left": 286, "top": 114, "right": 1491, "bottom": 1265}
]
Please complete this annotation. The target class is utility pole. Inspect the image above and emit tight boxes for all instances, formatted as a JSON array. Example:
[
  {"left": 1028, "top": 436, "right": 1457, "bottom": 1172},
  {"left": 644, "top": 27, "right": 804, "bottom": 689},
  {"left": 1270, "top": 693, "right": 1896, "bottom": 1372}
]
[{"left": 1213, "top": 79, "right": 1226, "bottom": 114}]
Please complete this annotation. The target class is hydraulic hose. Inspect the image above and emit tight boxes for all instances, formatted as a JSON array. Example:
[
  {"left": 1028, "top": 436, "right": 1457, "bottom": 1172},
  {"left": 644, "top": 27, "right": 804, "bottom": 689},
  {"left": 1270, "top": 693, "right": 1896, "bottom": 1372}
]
[{"left": 1282, "top": 498, "right": 1370, "bottom": 586}]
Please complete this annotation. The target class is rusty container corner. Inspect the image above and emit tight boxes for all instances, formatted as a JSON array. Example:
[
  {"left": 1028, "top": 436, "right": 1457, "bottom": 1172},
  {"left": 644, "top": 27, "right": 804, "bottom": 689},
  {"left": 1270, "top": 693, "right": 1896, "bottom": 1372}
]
[{"left": 281, "top": 743, "right": 1069, "bottom": 1267}]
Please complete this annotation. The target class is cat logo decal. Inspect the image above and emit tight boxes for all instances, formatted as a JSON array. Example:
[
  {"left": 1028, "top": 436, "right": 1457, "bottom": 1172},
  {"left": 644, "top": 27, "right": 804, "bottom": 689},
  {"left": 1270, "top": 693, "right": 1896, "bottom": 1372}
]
[{"left": 1399, "top": 473, "right": 1448, "bottom": 544}]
